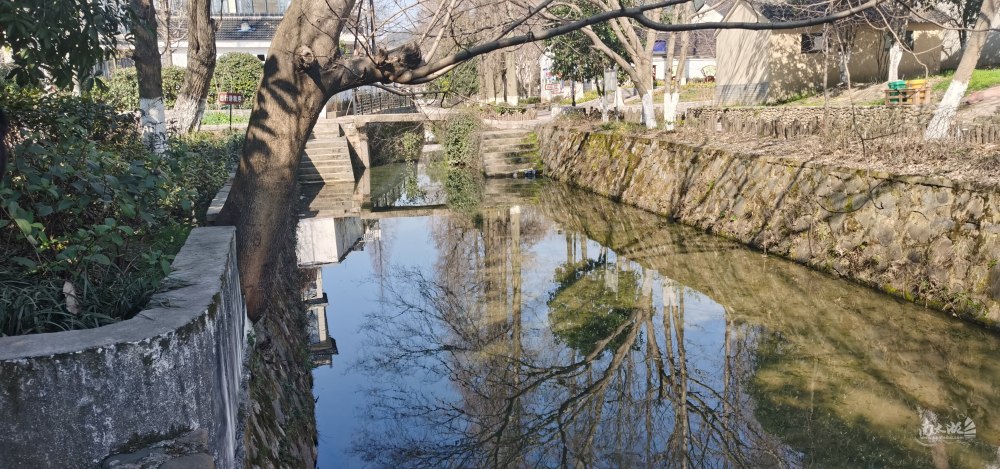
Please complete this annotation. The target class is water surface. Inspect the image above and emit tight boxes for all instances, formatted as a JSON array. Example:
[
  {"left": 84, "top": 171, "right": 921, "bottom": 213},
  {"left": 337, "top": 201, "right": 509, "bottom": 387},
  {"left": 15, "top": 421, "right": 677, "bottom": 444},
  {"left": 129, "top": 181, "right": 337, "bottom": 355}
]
[{"left": 304, "top": 175, "right": 1000, "bottom": 468}]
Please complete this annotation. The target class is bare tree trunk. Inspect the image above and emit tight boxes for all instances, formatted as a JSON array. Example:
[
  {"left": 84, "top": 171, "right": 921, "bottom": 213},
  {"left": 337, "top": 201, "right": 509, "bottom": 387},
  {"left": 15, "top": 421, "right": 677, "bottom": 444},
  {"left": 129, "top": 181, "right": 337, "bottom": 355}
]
[
  {"left": 662, "top": 28, "right": 677, "bottom": 124},
  {"left": 482, "top": 55, "right": 496, "bottom": 102},
  {"left": 505, "top": 51, "right": 518, "bottom": 105},
  {"left": 887, "top": 41, "right": 902, "bottom": 82},
  {"left": 216, "top": 0, "right": 421, "bottom": 319},
  {"left": 157, "top": 0, "right": 174, "bottom": 67},
  {"left": 926, "top": 0, "right": 998, "bottom": 140},
  {"left": 131, "top": 0, "right": 167, "bottom": 154},
  {"left": 666, "top": 27, "right": 690, "bottom": 130},
  {"left": 173, "top": 0, "right": 217, "bottom": 134}
]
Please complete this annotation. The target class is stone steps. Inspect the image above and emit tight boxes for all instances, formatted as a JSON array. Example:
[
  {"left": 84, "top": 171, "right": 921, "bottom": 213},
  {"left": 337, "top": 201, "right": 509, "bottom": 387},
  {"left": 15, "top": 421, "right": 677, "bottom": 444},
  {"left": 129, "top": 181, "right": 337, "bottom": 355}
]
[
  {"left": 479, "top": 129, "right": 538, "bottom": 178},
  {"left": 482, "top": 142, "right": 535, "bottom": 153},
  {"left": 298, "top": 119, "right": 354, "bottom": 184}
]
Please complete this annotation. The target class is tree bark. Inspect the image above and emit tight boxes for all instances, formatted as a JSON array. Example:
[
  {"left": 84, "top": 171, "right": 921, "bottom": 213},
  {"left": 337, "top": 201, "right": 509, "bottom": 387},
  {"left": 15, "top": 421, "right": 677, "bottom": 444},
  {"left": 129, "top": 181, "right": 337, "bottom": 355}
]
[
  {"left": 504, "top": 50, "right": 518, "bottom": 105},
  {"left": 887, "top": 40, "right": 902, "bottom": 82},
  {"left": 173, "top": 0, "right": 217, "bottom": 134},
  {"left": 926, "top": 0, "right": 998, "bottom": 139},
  {"left": 131, "top": 0, "right": 167, "bottom": 154},
  {"left": 216, "top": 0, "right": 421, "bottom": 319}
]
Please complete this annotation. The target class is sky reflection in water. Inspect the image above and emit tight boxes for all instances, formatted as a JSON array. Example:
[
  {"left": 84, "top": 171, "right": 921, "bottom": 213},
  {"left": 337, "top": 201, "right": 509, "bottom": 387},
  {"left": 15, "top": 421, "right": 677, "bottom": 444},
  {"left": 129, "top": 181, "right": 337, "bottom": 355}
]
[{"left": 310, "top": 180, "right": 1000, "bottom": 469}]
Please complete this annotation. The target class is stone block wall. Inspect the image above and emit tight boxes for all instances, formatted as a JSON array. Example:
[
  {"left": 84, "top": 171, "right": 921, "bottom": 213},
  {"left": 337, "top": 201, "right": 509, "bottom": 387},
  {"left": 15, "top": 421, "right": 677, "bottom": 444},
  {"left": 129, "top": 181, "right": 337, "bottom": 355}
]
[
  {"left": 540, "top": 125, "right": 1000, "bottom": 326},
  {"left": 0, "top": 227, "right": 248, "bottom": 468}
]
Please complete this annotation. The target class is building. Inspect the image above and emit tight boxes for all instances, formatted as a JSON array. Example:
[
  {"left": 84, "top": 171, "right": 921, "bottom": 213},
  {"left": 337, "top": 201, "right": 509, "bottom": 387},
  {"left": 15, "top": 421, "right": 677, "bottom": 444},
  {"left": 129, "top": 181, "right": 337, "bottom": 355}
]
[
  {"left": 653, "top": 30, "right": 719, "bottom": 82},
  {"left": 715, "top": 1, "right": 948, "bottom": 105},
  {"left": 164, "top": 0, "right": 357, "bottom": 66},
  {"left": 652, "top": 0, "right": 733, "bottom": 82}
]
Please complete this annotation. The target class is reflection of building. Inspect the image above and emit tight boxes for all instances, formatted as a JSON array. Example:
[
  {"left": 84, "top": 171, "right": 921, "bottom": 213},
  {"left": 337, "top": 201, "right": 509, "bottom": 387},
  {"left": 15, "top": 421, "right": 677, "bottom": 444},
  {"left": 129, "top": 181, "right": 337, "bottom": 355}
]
[
  {"left": 302, "top": 268, "right": 337, "bottom": 367},
  {"left": 296, "top": 216, "right": 364, "bottom": 267}
]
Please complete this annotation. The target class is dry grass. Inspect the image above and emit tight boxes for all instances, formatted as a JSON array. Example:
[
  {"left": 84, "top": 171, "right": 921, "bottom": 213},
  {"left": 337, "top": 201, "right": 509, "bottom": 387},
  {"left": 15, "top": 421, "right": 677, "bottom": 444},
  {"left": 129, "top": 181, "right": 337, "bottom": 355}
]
[{"left": 671, "top": 126, "right": 1000, "bottom": 187}]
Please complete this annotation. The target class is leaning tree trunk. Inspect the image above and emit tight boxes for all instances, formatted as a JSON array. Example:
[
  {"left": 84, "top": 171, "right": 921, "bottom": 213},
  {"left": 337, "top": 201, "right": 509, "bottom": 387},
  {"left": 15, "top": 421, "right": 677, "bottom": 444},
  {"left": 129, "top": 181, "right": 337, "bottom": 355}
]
[
  {"left": 216, "top": 0, "right": 421, "bottom": 320},
  {"left": 131, "top": 0, "right": 167, "bottom": 154},
  {"left": 926, "top": 0, "right": 998, "bottom": 140},
  {"left": 665, "top": 29, "right": 690, "bottom": 131},
  {"left": 173, "top": 0, "right": 217, "bottom": 133}
]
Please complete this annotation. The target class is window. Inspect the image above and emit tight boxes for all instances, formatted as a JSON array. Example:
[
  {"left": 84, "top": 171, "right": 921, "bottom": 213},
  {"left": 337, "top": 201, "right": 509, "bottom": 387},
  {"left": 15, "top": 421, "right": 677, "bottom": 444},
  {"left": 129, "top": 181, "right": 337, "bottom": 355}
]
[
  {"left": 904, "top": 31, "right": 915, "bottom": 50},
  {"left": 801, "top": 33, "right": 826, "bottom": 53}
]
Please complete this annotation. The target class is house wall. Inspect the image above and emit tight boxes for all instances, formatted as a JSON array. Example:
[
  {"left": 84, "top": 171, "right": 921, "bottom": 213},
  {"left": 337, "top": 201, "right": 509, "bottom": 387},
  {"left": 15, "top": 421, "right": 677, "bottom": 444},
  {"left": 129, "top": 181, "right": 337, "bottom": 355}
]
[
  {"left": 767, "top": 29, "right": 839, "bottom": 102},
  {"left": 715, "top": 2, "right": 771, "bottom": 104},
  {"left": 653, "top": 57, "right": 718, "bottom": 81},
  {"left": 767, "top": 27, "right": 942, "bottom": 103}
]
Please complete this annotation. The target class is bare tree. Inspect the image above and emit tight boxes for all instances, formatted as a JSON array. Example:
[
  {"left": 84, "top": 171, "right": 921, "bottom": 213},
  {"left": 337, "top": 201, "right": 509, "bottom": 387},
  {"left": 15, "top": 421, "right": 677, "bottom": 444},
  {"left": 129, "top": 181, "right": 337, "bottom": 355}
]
[
  {"left": 926, "top": 0, "right": 998, "bottom": 139},
  {"left": 156, "top": 0, "right": 188, "bottom": 66},
  {"left": 215, "top": 0, "right": 888, "bottom": 319},
  {"left": 172, "top": 0, "right": 217, "bottom": 133}
]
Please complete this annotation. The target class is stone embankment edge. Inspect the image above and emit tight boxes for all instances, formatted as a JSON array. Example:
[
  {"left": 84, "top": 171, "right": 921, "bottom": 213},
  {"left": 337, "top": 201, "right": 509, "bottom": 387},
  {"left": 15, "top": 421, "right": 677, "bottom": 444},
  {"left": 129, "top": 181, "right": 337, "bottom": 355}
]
[
  {"left": 539, "top": 123, "right": 1000, "bottom": 327},
  {"left": 0, "top": 226, "right": 249, "bottom": 469}
]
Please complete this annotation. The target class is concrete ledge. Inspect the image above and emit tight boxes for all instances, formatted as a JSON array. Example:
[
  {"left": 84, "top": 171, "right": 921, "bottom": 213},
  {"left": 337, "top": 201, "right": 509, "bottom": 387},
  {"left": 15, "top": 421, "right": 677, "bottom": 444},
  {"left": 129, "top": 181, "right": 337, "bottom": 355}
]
[
  {"left": 206, "top": 172, "right": 235, "bottom": 224},
  {"left": 0, "top": 227, "right": 248, "bottom": 468}
]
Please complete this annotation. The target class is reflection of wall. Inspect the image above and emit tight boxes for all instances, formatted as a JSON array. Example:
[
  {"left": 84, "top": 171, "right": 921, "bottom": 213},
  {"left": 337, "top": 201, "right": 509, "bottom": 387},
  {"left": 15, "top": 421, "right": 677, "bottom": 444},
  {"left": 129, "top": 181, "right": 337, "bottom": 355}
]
[
  {"left": 296, "top": 216, "right": 364, "bottom": 266},
  {"left": 534, "top": 183, "right": 1000, "bottom": 465},
  {"left": 540, "top": 124, "right": 1000, "bottom": 327}
]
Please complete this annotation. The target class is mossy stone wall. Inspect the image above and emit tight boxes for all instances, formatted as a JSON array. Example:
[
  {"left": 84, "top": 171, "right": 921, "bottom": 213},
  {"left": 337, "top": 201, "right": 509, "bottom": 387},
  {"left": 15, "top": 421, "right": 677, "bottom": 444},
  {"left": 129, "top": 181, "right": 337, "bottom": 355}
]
[{"left": 540, "top": 124, "right": 1000, "bottom": 326}]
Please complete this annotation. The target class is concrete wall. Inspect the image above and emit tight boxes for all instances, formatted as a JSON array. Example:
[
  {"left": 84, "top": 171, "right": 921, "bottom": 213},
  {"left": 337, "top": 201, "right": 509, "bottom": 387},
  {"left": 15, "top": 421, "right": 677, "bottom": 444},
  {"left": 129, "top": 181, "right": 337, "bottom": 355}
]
[
  {"left": 721, "top": 21, "right": 942, "bottom": 104},
  {"left": 0, "top": 227, "right": 249, "bottom": 468},
  {"left": 715, "top": 2, "right": 771, "bottom": 105},
  {"left": 539, "top": 125, "right": 1000, "bottom": 327}
]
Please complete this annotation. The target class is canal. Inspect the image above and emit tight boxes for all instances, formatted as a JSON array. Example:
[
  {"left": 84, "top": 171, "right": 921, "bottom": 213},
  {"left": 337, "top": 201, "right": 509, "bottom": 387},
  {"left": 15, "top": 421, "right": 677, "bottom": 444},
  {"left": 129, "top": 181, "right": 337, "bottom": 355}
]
[{"left": 301, "top": 165, "right": 1000, "bottom": 468}]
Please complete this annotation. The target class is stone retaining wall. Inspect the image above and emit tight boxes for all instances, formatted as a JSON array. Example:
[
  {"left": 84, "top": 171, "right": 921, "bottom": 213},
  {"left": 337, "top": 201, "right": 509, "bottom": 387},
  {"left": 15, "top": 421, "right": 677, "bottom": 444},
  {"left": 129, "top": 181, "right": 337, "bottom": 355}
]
[
  {"left": 683, "top": 106, "right": 1000, "bottom": 145},
  {"left": 0, "top": 227, "right": 249, "bottom": 468},
  {"left": 539, "top": 124, "right": 1000, "bottom": 326}
]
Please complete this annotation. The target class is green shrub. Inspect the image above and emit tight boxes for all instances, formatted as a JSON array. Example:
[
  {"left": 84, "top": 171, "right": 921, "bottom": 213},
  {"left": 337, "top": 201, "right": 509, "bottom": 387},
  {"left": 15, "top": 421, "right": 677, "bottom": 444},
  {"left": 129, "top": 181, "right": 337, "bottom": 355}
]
[
  {"left": 441, "top": 113, "right": 480, "bottom": 167},
  {"left": 0, "top": 91, "right": 236, "bottom": 336},
  {"left": 210, "top": 53, "right": 263, "bottom": 109},
  {"left": 167, "top": 131, "right": 243, "bottom": 220},
  {"left": 94, "top": 65, "right": 187, "bottom": 111},
  {"left": 440, "top": 114, "right": 483, "bottom": 214}
]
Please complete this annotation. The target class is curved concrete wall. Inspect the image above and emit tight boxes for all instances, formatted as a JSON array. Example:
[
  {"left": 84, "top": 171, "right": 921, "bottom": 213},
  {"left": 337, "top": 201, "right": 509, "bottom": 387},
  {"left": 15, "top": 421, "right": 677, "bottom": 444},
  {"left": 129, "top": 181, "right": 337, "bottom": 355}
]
[
  {"left": 540, "top": 125, "right": 1000, "bottom": 327},
  {"left": 0, "top": 227, "right": 248, "bottom": 468}
]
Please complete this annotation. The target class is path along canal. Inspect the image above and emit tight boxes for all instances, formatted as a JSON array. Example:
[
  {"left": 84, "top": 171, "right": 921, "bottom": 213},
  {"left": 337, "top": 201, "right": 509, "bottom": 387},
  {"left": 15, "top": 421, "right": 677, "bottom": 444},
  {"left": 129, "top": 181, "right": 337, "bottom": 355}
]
[{"left": 300, "top": 166, "right": 1000, "bottom": 468}]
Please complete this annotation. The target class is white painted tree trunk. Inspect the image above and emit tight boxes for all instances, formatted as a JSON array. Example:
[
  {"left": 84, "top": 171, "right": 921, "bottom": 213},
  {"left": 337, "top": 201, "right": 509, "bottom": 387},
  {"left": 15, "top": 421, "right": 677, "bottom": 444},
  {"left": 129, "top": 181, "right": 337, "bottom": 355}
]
[
  {"left": 601, "top": 88, "right": 609, "bottom": 123},
  {"left": 925, "top": 80, "right": 968, "bottom": 139},
  {"left": 664, "top": 91, "right": 680, "bottom": 130},
  {"left": 641, "top": 91, "right": 657, "bottom": 129},
  {"left": 887, "top": 41, "right": 902, "bottom": 82},
  {"left": 140, "top": 97, "right": 168, "bottom": 154},
  {"left": 926, "top": 0, "right": 997, "bottom": 139},
  {"left": 172, "top": 97, "right": 205, "bottom": 133}
]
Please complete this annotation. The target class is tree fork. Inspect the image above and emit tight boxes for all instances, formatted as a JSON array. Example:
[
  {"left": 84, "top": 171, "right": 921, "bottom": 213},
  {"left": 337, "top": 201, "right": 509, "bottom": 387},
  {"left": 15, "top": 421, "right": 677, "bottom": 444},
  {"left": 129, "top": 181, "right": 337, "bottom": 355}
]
[{"left": 216, "top": 0, "right": 422, "bottom": 320}]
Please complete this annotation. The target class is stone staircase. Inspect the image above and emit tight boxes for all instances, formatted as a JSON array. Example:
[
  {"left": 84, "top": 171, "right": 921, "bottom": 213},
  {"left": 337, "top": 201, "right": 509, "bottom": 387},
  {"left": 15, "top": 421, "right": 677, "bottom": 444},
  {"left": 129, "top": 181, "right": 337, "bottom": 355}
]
[
  {"left": 299, "top": 120, "right": 355, "bottom": 185},
  {"left": 298, "top": 181, "right": 360, "bottom": 217},
  {"left": 480, "top": 129, "right": 539, "bottom": 177}
]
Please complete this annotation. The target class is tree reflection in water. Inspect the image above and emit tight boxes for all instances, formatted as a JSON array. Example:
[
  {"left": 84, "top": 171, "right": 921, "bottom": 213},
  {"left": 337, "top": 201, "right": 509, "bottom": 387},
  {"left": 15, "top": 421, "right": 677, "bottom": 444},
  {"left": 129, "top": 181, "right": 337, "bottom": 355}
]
[
  {"left": 352, "top": 204, "right": 789, "bottom": 468},
  {"left": 337, "top": 182, "right": 1000, "bottom": 469}
]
